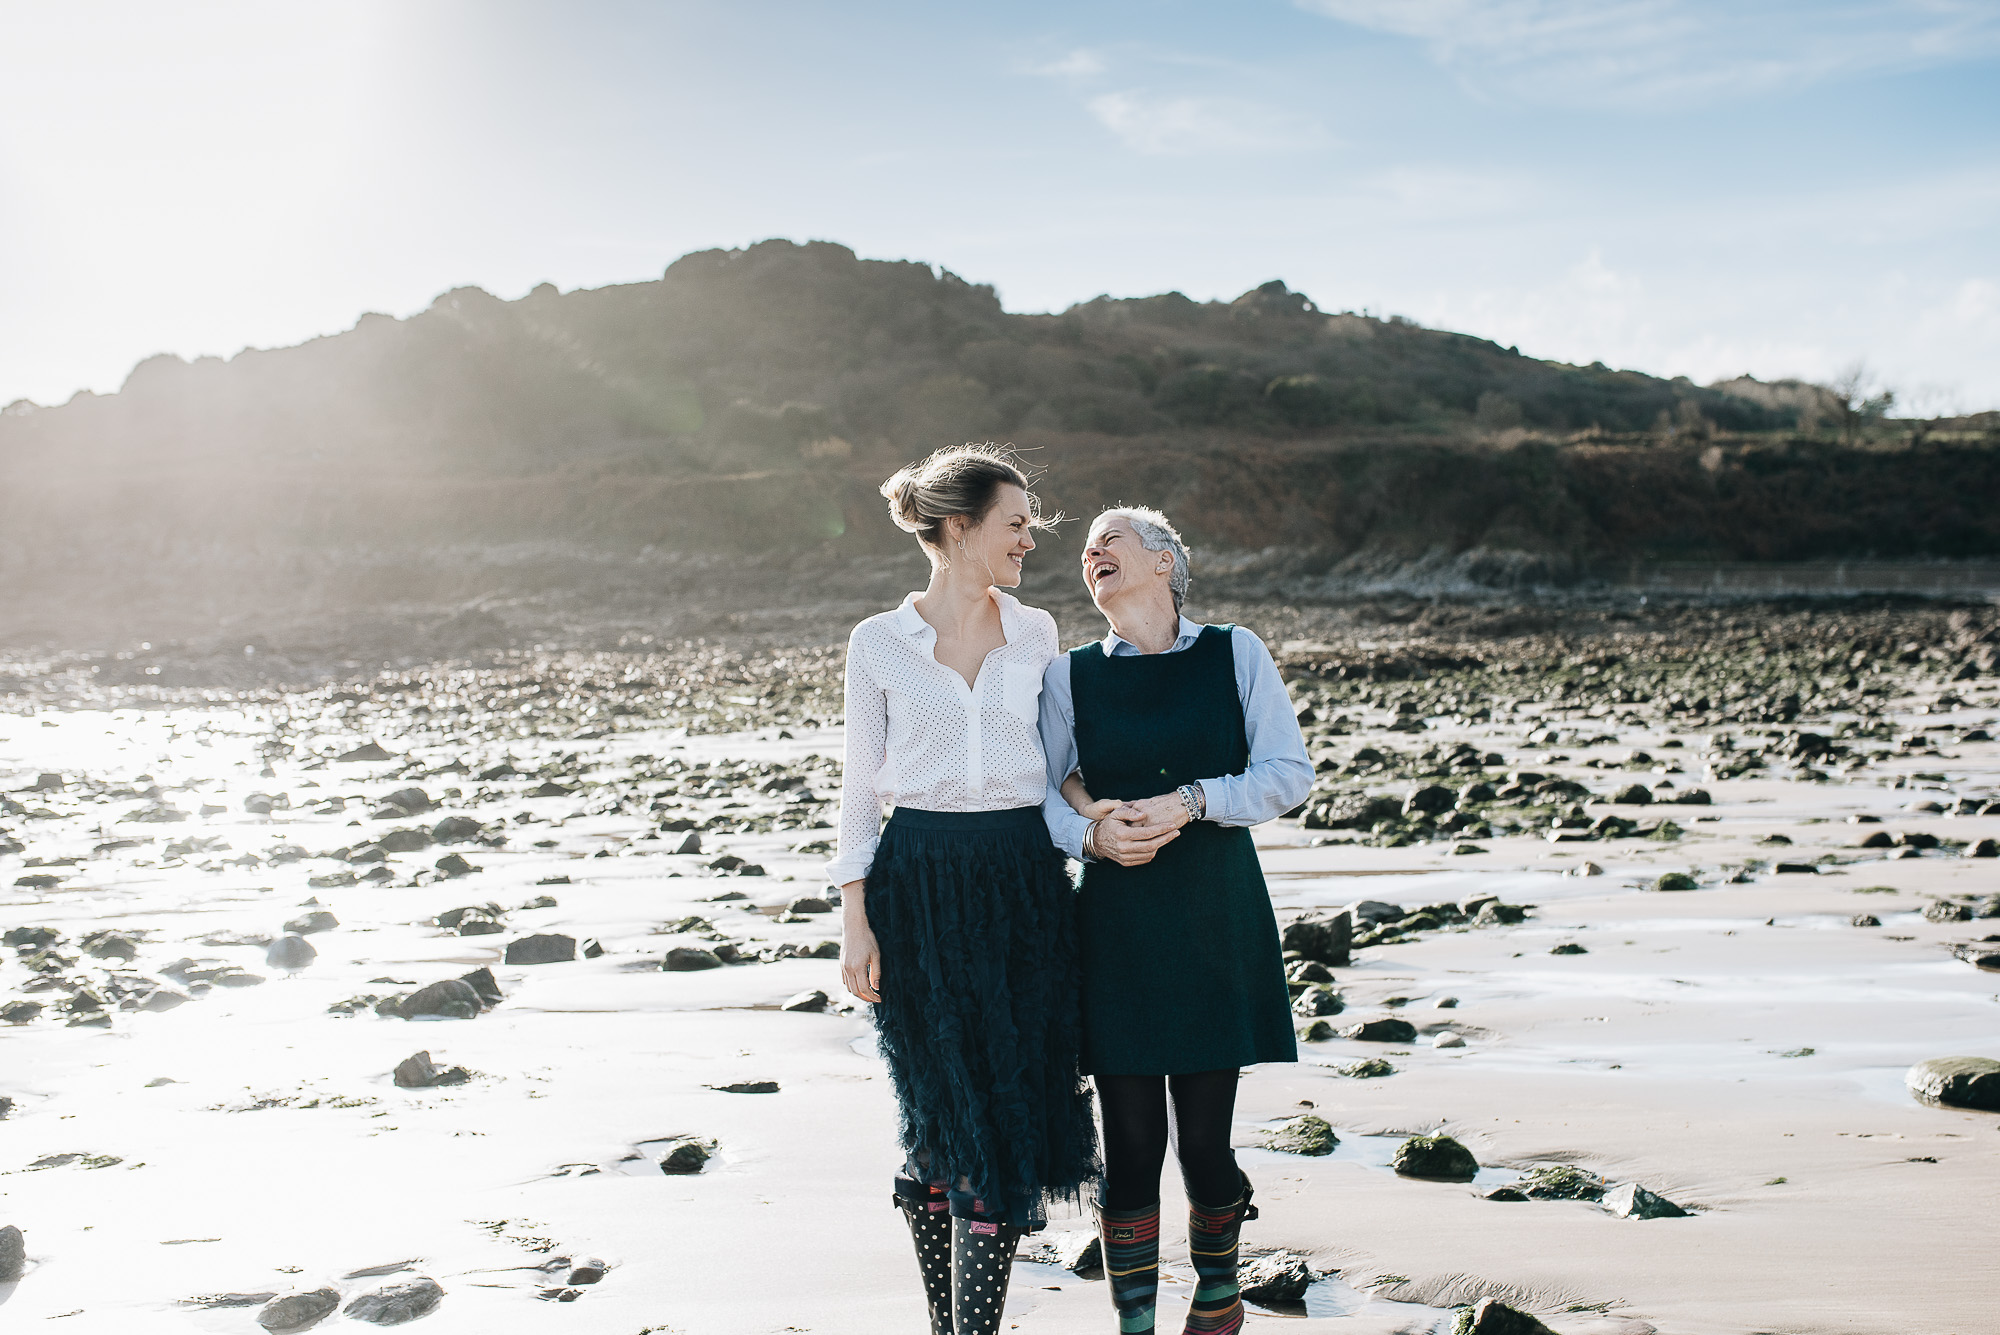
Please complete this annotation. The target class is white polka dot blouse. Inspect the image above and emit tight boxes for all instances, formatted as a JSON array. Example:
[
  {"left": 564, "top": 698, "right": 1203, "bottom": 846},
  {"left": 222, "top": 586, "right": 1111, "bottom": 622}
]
[{"left": 826, "top": 588, "right": 1059, "bottom": 887}]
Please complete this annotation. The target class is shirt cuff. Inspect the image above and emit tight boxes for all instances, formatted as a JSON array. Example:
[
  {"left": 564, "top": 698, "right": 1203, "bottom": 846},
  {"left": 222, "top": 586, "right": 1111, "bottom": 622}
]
[
  {"left": 1046, "top": 805, "right": 1093, "bottom": 862},
  {"left": 1193, "top": 777, "right": 1231, "bottom": 824},
  {"left": 824, "top": 848, "right": 875, "bottom": 887}
]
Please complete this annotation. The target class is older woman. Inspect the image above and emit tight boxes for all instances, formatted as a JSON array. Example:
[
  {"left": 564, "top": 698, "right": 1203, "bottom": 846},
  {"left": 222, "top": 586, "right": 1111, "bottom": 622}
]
[{"left": 1038, "top": 506, "right": 1310, "bottom": 1335}]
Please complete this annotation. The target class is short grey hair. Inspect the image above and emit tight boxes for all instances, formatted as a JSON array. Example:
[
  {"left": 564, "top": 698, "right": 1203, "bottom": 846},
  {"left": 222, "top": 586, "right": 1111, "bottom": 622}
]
[{"left": 1095, "top": 506, "right": 1189, "bottom": 612}]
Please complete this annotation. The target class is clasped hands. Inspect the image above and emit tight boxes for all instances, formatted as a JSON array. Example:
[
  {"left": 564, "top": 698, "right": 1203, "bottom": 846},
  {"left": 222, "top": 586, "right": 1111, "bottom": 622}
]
[{"left": 1066, "top": 777, "right": 1193, "bottom": 867}]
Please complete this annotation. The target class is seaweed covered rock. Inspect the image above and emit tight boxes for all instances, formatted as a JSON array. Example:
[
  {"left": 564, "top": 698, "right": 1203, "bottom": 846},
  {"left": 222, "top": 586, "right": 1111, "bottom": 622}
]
[
  {"left": 1291, "top": 984, "right": 1344, "bottom": 1017},
  {"left": 1453, "top": 1298, "right": 1557, "bottom": 1334},
  {"left": 1262, "top": 1114, "right": 1337, "bottom": 1156},
  {"left": 1515, "top": 1164, "right": 1605, "bottom": 1200},
  {"left": 1906, "top": 1056, "right": 2000, "bottom": 1111},
  {"left": 1391, "top": 1134, "right": 1478, "bottom": 1181}
]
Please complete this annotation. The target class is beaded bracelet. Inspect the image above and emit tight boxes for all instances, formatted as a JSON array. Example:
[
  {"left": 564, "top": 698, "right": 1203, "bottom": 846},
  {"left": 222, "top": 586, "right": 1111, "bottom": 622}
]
[{"left": 1176, "top": 783, "right": 1205, "bottom": 822}]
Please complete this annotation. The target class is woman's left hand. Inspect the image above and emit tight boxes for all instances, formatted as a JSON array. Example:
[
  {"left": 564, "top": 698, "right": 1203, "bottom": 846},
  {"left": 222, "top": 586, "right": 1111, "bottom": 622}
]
[{"left": 1113, "top": 792, "right": 1192, "bottom": 835}]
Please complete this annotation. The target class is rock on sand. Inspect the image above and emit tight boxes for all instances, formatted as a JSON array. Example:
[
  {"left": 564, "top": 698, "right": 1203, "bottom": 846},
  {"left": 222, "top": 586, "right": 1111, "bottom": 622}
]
[
  {"left": 343, "top": 1276, "right": 443, "bottom": 1323},
  {"left": 1602, "top": 1181, "right": 1690, "bottom": 1218},
  {"left": 1239, "top": 1250, "right": 1316, "bottom": 1303},
  {"left": 1282, "top": 911, "right": 1353, "bottom": 967},
  {"left": 1454, "top": 1297, "right": 1558, "bottom": 1334},
  {"left": 1262, "top": 1114, "right": 1337, "bottom": 1156},
  {"left": 663, "top": 947, "right": 722, "bottom": 971},
  {"left": 1392, "top": 1134, "right": 1478, "bottom": 1181},
  {"left": 0, "top": 1223, "right": 24, "bottom": 1281},
  {"left": 399, "top": 978, "right": 482, "bottom": 1019},
  {"left": 658, "top": 1138, "right": 712, "bottom": 1174},
  {"left": 504, "top": 933, "right": 576, "bottom": 965},
  {"left": 264, "top": 935, "right": 318, "bottom": 970},
  {"left": 1905, "top": 1056, "right": 2000, "bottom": 1111},
  {"left": 393, "top": 1051, "right": 470, "bottom": 1089},
  {"left": 257, "top": 1286, "right": 341, "bottom": 1330}
]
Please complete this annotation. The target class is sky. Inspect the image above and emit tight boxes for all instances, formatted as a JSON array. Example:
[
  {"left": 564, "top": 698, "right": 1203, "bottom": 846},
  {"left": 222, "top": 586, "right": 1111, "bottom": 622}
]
[{"left": 2, "top": 0, "right": 1997, "bottom": 412}]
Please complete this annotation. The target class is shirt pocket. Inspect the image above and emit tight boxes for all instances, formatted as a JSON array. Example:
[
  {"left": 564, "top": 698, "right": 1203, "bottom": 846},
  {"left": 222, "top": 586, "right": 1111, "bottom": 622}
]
[{"left": 1001, "top": 662, "right": 1042, "bottom": 722}]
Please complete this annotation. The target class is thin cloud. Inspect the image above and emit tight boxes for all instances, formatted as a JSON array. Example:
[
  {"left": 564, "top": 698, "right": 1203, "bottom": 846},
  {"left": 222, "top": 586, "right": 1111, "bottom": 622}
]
[
  {"left": 1299, "top": 0, "right": 2000, "bottom": 106},
  {"left": 1086, "top": 90, "right": 1324, "bottom": 155},
  {"left": 1357, "top": 165, "right": 1534, "bottom": 219},
  {"left": 1025, "top": 48, "right": 1106, "bottom": 78}
]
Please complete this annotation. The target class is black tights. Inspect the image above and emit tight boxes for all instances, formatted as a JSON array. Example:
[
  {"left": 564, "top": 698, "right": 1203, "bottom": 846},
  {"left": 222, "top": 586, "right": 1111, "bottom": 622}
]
[{"left": 1095, "top": 1069, "right": 1242, "bottom": 1211}]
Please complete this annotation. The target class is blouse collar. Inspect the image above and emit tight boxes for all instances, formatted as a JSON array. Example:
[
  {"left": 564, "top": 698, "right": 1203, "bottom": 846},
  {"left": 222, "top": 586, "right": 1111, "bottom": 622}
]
[
  {"left": 1102, "top": 614, "right": 1203, "bottom": 656},
  {"left": 891, "top": 587, "right": 1022, "bottom": 643}
]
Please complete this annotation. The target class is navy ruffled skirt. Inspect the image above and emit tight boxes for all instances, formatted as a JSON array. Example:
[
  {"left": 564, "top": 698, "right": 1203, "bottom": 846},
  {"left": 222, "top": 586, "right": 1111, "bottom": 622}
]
[{"left": 866, "top": 806, "right": 1097, "bottom": 1226}]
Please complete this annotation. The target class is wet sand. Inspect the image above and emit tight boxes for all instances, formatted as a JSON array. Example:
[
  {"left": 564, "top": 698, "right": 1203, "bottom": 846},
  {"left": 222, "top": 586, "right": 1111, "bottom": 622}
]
[{"left": 1, "top": 630, "right": 1996, "bottom": 1335}]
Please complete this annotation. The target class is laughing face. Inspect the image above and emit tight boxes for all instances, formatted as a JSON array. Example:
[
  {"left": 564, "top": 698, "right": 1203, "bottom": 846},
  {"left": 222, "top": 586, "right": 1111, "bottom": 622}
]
[
  {"left": 1081, "top": 514, "right": 1171, "bottom": 610},
  {"left": 957, "top": 483, "right": 1037, "bottom": 587}
]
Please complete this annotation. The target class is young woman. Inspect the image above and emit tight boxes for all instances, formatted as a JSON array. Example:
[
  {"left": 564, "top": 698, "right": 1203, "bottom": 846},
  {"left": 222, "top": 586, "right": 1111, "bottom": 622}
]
[
  {"left": 830, "top": 446, "right": 1096, "bottom": 1335},
  {"left": 1039, "top": 506, "right": 1312, "bottom": 1335}
]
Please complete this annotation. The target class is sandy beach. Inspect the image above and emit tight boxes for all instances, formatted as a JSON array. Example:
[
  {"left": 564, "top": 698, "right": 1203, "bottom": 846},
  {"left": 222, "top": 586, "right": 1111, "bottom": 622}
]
[
  {"left": 3, "top": 632, "right": 1996, "bottom": 1335},
  {"left": 7, "top": 3, "right": 2000, "bottom": 1329}
]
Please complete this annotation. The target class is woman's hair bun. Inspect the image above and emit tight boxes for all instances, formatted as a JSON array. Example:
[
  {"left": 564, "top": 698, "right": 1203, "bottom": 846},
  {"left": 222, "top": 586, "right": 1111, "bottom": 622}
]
[
  {"left": 881, "top": 467, "right": 928, "bottom": 534},
  {"left": 876, "top": 444, "right": 1047, "bottom": 551}
]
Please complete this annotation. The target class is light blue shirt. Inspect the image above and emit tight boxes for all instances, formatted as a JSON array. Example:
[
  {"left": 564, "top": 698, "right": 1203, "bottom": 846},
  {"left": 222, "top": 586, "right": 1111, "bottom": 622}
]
[{"left": 1038, "top": 617, "right": 1313, "bottom": 861}]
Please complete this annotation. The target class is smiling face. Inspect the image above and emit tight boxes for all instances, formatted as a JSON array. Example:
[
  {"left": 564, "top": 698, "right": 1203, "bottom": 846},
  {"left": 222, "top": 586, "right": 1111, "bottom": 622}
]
[
  {"left": 1082, "top": 514, "right": 1175, "bottom": 613},
  {"left": 950, "top": 483, "right": 1037, "bottom": 587}
]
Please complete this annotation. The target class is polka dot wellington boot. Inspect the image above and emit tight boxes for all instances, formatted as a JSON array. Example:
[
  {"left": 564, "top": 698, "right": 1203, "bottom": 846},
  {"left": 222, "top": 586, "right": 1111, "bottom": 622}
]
[
  {"left": 949, "top": 1213, "right": 1024, "bottom": 1335},
  {"left": 894, "top": 1175, "right": 954, "bottom": 1335}
]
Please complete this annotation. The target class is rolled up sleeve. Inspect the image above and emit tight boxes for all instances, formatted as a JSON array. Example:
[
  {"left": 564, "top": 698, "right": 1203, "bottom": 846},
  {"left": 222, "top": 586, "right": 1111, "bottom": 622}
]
[
  {"left": 1196, "top": 627, "right": 1312, "bottom": 827},
  {"left": 826, "top": 629, "right": 887, "bottom": 886}
]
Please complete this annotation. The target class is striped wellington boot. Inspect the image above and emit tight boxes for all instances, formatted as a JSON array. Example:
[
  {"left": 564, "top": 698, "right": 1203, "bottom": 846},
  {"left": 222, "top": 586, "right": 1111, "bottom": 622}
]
[
  {"left": 1182, "top": 1173, "right": 1257, "bottom": 1335},
  {"left": 1095, "top": 1201, "right": 1161, "bottom": 1334}
]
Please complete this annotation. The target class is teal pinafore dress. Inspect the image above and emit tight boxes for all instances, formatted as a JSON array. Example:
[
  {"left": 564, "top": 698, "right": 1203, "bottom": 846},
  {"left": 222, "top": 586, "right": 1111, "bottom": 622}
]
[{"left": 1069, "top": 625, "right": 1297, "bottom": 1075}]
